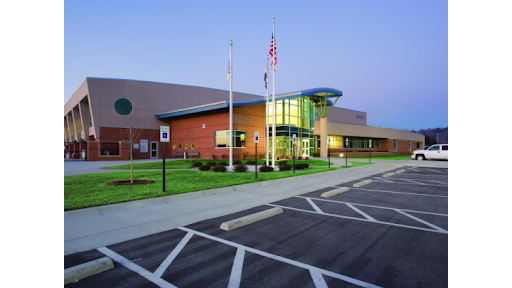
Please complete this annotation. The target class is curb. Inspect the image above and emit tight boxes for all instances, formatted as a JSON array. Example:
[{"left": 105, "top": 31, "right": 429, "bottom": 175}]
[
  {"left": 220, "top": 207, "right": 283, "bottom": 231},
  {"left": 321, "top": 187, "right": 349, "bottom": 198},
  {"left": 353, "top": 179, "right": 373, "bottom": 187},
  {"left": 64, "top": 257, "right": 114, "bottom": 285},
  {"left": 383, "top": 172, "right": 396, "bottom": 177}
]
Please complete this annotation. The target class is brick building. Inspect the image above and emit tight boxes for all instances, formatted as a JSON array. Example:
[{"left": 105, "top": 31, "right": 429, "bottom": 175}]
[{"left": 64, "top": 77, "right": 424, "bottom": 161}]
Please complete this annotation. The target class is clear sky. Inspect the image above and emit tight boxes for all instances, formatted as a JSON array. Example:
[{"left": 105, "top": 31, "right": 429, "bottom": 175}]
[{"left": 65, "top": 0, "right": 447, "bottom": 131}]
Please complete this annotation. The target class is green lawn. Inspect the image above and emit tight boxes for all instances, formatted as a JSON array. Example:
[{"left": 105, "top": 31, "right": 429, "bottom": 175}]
[
  {"left": 103, "top": 159, "right": 333, "bottom": 170},
  {"left": 65, "top": 162, "right": 372, "bottom": 210}
]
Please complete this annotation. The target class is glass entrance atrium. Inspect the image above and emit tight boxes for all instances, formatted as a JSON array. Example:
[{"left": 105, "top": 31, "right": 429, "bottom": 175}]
[{"left": 267, "top": 97, "right": 318, "bottom": 158}]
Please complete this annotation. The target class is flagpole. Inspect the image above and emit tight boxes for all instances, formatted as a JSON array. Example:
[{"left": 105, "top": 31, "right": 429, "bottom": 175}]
[
  {"left": 266, "top": 54, "right": 269, "bottom": 166},
  {"left": 229, "top": 39, "right": 233, "bottom": 169},
  {"left": 272, "top": 17, "right": 276, "bottom": 169}
]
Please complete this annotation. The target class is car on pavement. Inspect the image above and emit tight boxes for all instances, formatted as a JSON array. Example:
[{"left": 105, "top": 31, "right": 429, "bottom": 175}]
[{"left": 411, "top": 144, "right": 448, "bottom": 161}]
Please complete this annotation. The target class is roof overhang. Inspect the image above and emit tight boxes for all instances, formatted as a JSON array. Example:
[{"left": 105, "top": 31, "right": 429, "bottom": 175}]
[{"left": 155, "top": 88, "right": 343, "bottom": 120}]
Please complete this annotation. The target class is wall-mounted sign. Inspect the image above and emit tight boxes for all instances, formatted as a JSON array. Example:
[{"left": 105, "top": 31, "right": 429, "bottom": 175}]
[
  {"left": 254, "top": 132, "right": 260, "bottom": 143},
  {"left": 133, "top": 143, "right": 139, "bottom": 150},
  {"left": 140, "top": 140, "right": 148, "bottom": 153}
]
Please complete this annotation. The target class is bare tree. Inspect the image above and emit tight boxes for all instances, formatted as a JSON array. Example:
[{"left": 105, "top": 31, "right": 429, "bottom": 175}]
[
  {"left": 187, "top": 131, "right": 194, "bottom": 162},
  {"left": 123, "top": 110, "right": 148, "bottom": 184}
]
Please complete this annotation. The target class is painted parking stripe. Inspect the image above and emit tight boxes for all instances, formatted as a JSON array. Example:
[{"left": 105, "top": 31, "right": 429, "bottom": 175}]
[
  {"left": 153, "top": 231, "right": 194, "bottom": 278},
  {"left": 267, "top": 204, "right": 447, "bottom": 234},
  {"left": 306, "top": 198, "right": 324, "bottom": 213},
  {"left": 296, "top": 196, "right": 448, "bottom": 217},
  {"left": 373, "top": 177, "right": 393, "bottom": 183},
  {"left": 426, "top": 168, "right": 446, "bottom": 173},
  {"left": 227, "top": 248, "right": 245, "bottom": 288},
  {"left": 309, "top": 269, "right": 329, "bottom": 288},
  {"left": 345, "top": 203, "right": 376, "bottom": 221},
  {"left": 399, "top": 173, "right": 448, "bottom": 178},
  {"left": 407, "top": 167, "right": 420, "bottom": 172},
  {"left": 97, "top": 247, "right": 177, "bottom": 288},
  {"left": 350, "top": 187, "right": 448, "bottom": 198},
  {"left": 391, "top": 177, "right": 448, "bottom": 183},
  {"left": 394, "top": 209, "right": 448, "bottom": 233},
  {"left": 426, "top": 180, "right": 448, "bottom": 185},
  {"left": 400, "top": 178, "right": 428, "bottom": 185},
  {"left": 372, "top": 179, "right": 447, "bottom": 187},
  {"left": 178, "top": 227, "right": 381, "bottom": 288}
]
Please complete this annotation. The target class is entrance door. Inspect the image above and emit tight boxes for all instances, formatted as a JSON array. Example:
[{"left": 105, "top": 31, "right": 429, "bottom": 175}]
[
  {"left": 150, "top": 141, "right": 158, "bottom": 159},
  {"left": 302, "top": 139, "right": 310, "bottom": 157}
]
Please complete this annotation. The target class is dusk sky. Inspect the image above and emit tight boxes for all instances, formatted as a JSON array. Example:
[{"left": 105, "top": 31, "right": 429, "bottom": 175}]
[{"left": 65, "top": 0, "right": 447, "bottom": 131}]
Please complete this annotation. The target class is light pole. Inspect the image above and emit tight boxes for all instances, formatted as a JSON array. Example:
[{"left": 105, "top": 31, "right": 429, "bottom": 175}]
[
  {"left": 369, "top": 139, "right": 372, "bottom": 163},
  {"left": 327, "top": 136, "right": 330, "bottom": 168},
  {"left": 345, "top": 137, "right": 349, "bottom": 167}
]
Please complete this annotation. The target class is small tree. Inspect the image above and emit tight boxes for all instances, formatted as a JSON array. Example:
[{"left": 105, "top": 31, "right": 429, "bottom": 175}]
[
  {"left": 187, "top": 131, "right": 194, "bottom": 162},
  {"left": 123, "top": 110, "right": 148, "bottom": 184}
]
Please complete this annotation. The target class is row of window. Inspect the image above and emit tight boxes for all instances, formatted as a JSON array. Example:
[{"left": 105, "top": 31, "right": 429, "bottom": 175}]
[{"left": 172, "top": 143, "right": 194, "bottom": 150}]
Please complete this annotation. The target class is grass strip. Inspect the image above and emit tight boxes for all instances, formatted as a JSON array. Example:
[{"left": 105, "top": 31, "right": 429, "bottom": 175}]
[{"left": 65, "top": 162, "right": 372, "bottom": 210}]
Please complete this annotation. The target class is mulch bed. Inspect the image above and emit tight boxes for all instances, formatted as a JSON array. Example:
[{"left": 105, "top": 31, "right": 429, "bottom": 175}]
[{"left": 108, "top": 180, "right": 155, "bottom": 186}]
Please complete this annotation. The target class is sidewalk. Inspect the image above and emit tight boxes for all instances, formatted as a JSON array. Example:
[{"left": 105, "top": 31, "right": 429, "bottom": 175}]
[{"left": 65, "top": 163, "right": 397, "bottom": 255}]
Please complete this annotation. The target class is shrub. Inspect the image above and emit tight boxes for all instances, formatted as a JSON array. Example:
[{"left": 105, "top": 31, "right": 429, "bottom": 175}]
[
  {"left": 192, "top": 162, "right": 203, "bottom": 168},
  {"left": 298, "top": 156, "right": 303, "bottom": 160},
  {"left": 259, "top": 165, "right": 274, "bottom": 172},
  {"left": 293, "top": 163, "right": 310, "bottom": 170},
  {"left": 212, "top": 154, "right": 217, "bottom": 160},
  {"left": 221, "top": 154, "right": 228, "bottom": 160},
  {"left": 212, "top": 165, "right": 227, "bottom": 172},
  {"left": 246, "top": 160, "right": 256, "bottom": 165},
  {"left": 199, "top": 164, "right": 212, "bottom": 171},
  {"left": 278, "top": 160, "right": 288, "bottom": 165},
  {"left": 279, "top": 164, "right": 292, "bottom": 171},
  {"left": 242, "top": 152, "right": 250, "bottom": 160},
  {"left": 207, "top": 161, "right": 217, "bottom": 166},
  {"left": 233, "top": 160, "right": 242, "bottom": 165},
  {"left": 234, "top": 164, "right": 248, "bottom": 172},
  {"left": 305, "top": 156, "right": 309, "bottom": 160},
  {"left": 218, "top": 161, "right": 228, "bottom": 166}
]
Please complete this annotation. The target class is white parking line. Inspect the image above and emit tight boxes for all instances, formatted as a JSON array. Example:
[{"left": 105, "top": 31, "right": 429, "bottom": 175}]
[
  {"left": 426, "top": 168, "right": 446, "bottom": 173},
  {"left": 407, "top": 168, "right": 420, "bottom": 172},
  {"left": 306, "top": 198, "right": 324, "bottom": 213},
  {"left": 227, "top": 248, "right": 245, "bottom": 288},
  {"left": 346, "top": 203, "right": 376, "bottom": 221},
  {"left": 372, "top": 179, "right": 447, "bottom": 187},
  {"left": 97, "top": 247, "right": 177, "bottom": 288},
  {"left": 266, "top": 204, "right": 447, "bottom": 234},
  {"left": 400, "top": 178, "right": 428, "bottom": 185},
  {"left": 395, "top": 209, "right": 448, "bottom": 233},
  {"left": 399, "top": 173, "right": 448, "bottom": 178},
  {"left": 154, "top": 231, "right": 194, "bottom": 278},
  {"left": 296, "top": 196, "right": 448, "bottom": 217},
  {"left": 178, "top": 227, "right": 382, "bottom": 288},
  {"left": 309, "top": 269, "right": 329, "bottom": 288},
  {"left": 373, "top": 177, "right": 393, "bottom": 183},
  {"left": 350, "top": 187, "right": 448, "bottom": 198},
  {"left": 426, "top": 180, "right": 448, "bottom": 185}
]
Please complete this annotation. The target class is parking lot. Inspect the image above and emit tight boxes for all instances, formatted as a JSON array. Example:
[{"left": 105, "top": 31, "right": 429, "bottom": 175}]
[{"left": 65, "top": 167, "right": 448, "bottom": 288}]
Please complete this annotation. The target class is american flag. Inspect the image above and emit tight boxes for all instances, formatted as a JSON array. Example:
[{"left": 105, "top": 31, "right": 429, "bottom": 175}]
[{"left": 269, "top": 33, "right": 277, "bottom": 71}]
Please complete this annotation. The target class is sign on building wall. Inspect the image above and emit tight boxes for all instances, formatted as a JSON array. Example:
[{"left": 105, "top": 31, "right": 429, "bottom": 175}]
[
  {"left": 140, "top": 140, "right": 148, "bottom": 153},
  {"left": 133, "top": 143, "right": 139, "bottom": 150}
]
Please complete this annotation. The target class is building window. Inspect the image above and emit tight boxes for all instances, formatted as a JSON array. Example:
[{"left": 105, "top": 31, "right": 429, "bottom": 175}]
[
  {"left": 191, "top": 143, "right": 194, "bottom": 149},
  {"left": 178, "top": 144, "right": 182, "bottom": 149},
  {"left": 393, "top": 140, "right": 398, "bottom": 152},
  {"left": 100, "top": 143, "right": 119, "bottom": 156},
  {"left": 215, "top": 130, "right": 246, "bottom": 148},
  {"left": 172, "top": 144, "right": 176, "bottom": 150},
  {"left": 409, "top": 141, "right": 412, "bottom": 152},
  {"left": 184, "top": 144, "right": 188, "bottom": 149},
  {"left": 417, "top": 143, "right": 420, "bottom": 149},
  {"left": 114, "top": 98, "right": 133, "bottom": 115}
]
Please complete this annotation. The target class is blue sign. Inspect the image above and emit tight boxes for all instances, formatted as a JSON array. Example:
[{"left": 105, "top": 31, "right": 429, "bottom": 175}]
[{"left": 163, "top": 133, "right": 168, "bottom": 138}]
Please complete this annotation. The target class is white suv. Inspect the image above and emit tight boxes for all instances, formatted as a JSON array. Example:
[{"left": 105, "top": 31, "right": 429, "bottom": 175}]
[{"left": 411, "top": 144, "right": 448, "bottom": 161}]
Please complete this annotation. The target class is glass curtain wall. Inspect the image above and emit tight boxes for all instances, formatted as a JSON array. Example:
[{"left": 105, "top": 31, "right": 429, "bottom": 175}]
[{"left": 268, "top": 98, "right": 317, "bottom": 158}]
